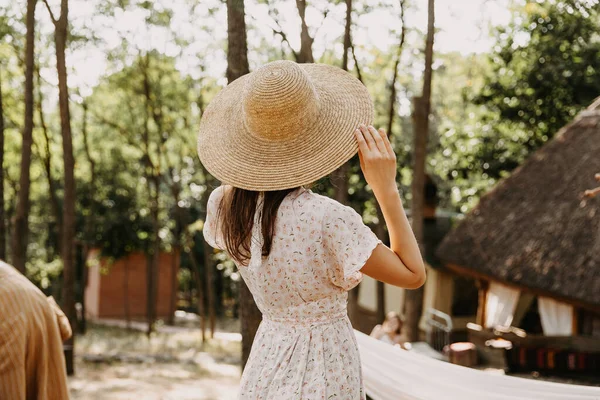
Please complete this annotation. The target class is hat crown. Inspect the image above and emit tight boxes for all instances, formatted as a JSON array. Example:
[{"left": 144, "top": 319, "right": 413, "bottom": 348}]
[{"left": 243, "top": 60, "right": 319, "bottom": 141}]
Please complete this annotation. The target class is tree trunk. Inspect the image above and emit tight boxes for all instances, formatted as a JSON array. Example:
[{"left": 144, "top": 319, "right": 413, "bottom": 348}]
[
  {"left": 203, "top": 237, "right": 216, "bottom": 338},
  {"left": 342, "top": 0, "right": 352, "bottom": 71},
  {"left": 36, "top": 63, "right": 62, "bottom": 257},
  {"left": 12, "top": 0, "right": 37, "bottom": 273},
  {"left": 350, "top": 44, "right": 363, "bottom": 82},
  {"left": 44, "top": 0, "right": 77, "bottom": 375},
  {"left": 240, "top": 280, "right": 261, "bottom": 370},
  {"left": 226, "top": 0, "right": 249, "bottom": 84},
  {"left": 139, "top": 52, "right": 160, "bottom": 336},
  {"left": 386, "top": 0, "right": 406, "bottom": 137},
  {"left": 80, "top": 100, "right": 94, "bottom": 334},
  {"left": 188, "top": 247, "right": 206, "bottom": 343},
  {"left": 334, "top": 0, "right": 361, "bottom": 326},
  {"left": 295, "top": 0, "right": 314, "bottom": 63},
  {"left": 168, "top": 244, "right": 179, "bottom": 325},
  {"left": 166, "top": 195, "right": 183, "bottom": 326},
  {"left": 0, "top": 66, "right": 5, "bottom": 261},
  {"left": 146, "top": 177, "right": 160, "bottom": 336},
  {"left": 124, "top": 262, "right": 131, "bottom": 329},
  {"left": 331, "top": 0, "right": 352, "bottom": 207},
  {"left": 375, "top": 206, "right": 388, "bottom": 323},
  {"left": 382, "top": 0, "right": 406, "bottom": 324},
  {"left": 405, "top": 0, "right": 435, "bottom": 343},
  {"left": 226, "top": 0, "right": 261, "bottom": 369}
]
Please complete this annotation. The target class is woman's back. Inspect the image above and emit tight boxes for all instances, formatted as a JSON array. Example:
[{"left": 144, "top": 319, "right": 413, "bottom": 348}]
[{"left": 204, "top": 185, "right": 380, "bottom": 399}]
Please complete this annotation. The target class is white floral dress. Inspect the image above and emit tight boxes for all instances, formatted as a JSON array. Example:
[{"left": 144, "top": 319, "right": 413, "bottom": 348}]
[{"left": 204, "top": 186, "right": 381, "bottom": 400}]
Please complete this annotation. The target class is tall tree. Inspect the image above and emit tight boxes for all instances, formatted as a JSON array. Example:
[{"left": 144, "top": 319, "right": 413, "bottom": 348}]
[
  {"left": 386, "top": 0, "right": 406, "bottom": 138},
  {"left": 80, "top": 99, "right": 94, "bottom": 333},
  {"left": 376, "top": 0, "right": 407, "bottom": 324},
  {"left": 42, "top": 0, "right": 77, "bottom": 374},
  {"left": 184, "top": 228, "right": 206, "bottom": 342},
  {"left": 139, "top": 52, "right": 161, "bottom": 336},
  {"left": 405, "top": 0, "right": 435, "bottom": 342},
  {"left": 35, "top": 63, "right": 62, "bottom": 259},
  {"left": 225, "top": 0, "right": 259, "bottom": 369},
  {"left": 202, "top": 191, "right": 217, "bottom": 338},
  {"left": 333, "top": 0, "right": 361, "bottom": 324},
  {"left": 226, "top": 0, "right": 250, "bottom": 84},
  {"left": 341, "top": 0, "right": 352, "bottom": 71},
  {"left": 332, "top": 0, "right": 352, "bottom": 207},
  {"left": 12, "top": 0, "right": 37, "bottom": 273},
  {"left": 0, "top": 66, "right": 5, "bottom": 261},
  {"left": 295, "top": 0, "right": 314, "bottom": 63}
]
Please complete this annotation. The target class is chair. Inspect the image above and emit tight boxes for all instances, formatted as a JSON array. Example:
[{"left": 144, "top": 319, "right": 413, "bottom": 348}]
[{"left": 424, "top": 308, "right": 453, "bottom": 353}]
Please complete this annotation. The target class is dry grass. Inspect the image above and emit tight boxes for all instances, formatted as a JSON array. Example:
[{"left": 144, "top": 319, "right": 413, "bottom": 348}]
[{"left": 69, "top": 319, "right": 241, "bottom": 400}]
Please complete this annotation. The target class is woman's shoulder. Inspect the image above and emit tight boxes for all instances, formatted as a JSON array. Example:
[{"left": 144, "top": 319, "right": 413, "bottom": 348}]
[
  {"left": 210, "top": 184, "right": 232, "bottom": 197},
  {"left": 302, "top": 190, "right": 358, "bottom": 217},
  {"left": 207, "top": 184, "right": 231, "bottom": 207}
]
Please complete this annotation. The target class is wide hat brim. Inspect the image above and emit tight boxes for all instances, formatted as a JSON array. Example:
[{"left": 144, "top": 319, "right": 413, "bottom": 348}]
[{"left": 197, "top": 63, "right": 374, "bottom": 191}]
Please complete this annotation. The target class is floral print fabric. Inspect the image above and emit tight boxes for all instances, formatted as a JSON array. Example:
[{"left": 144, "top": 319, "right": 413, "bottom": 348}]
[{"left": 204, "top": 186, "right": 381, "bottom": 399}]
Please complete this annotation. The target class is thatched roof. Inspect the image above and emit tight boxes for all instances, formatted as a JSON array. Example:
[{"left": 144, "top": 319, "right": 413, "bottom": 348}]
[{"left": 436, "top": 98, "right": 600, "bottom": 310}]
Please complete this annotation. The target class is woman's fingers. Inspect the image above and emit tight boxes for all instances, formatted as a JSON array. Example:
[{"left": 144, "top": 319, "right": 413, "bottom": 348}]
[
  {"left": 368, "top": 125, "right": 387, "bottom": 155},
  {"left": 355, "top": 128, "right": 370, "bottom": 156},
  {"left": 379, "top": 128, "right": 395, "bottom": 159},
  {"left": 356, "top": 124, "right": 396, "bottom": 161},
  {"left": 358, "top": 145, "right": 366, "bottom": 171},
  {"left": 358, "top": 125, "right": 375, "bottom": 152}
]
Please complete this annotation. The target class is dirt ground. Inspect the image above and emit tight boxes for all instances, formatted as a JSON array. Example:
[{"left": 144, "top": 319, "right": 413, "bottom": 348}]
[
  {"left": 68, "top": 316, "right": 241, "bottom": 400},
  {"left": 68, "top": 317, "right": 599, "bottom": 399}
]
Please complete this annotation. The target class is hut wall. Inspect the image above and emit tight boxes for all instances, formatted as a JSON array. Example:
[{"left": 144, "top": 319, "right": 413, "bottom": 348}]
[{"left": 85, "top": 249, "right": 179, "bottom": 320}]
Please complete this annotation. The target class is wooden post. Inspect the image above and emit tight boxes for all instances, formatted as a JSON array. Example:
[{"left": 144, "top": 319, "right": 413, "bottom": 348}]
[
  {"left": 572, "top": 306, "right": 579, "bottom": 335},
  {"left": 476, "top": 279, "right": 488, "bottom": 327}
]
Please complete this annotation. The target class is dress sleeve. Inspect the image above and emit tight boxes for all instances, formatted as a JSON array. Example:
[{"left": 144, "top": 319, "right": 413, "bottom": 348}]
[
  {"left": 203, "top": 185, "right": 227, "bottom": 250},
  {"left": 322, "top": 200, "right": 381, "bottom": 291}
]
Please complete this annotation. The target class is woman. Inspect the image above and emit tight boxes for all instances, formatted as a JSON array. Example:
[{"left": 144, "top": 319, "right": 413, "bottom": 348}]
[
  {"left": 370, "top": 311, "right": 407, "bottom": 348},
  {"left": 199, "top": 60, "right": 426, "bottom": 399}
]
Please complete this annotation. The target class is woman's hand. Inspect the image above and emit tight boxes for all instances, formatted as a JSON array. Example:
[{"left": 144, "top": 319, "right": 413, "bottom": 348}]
[{"left": 355, "top": 124, "right": 397, "bottom": 197}]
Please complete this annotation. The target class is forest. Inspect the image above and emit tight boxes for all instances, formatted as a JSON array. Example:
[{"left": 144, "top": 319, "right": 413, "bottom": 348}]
[{"left": 1, "top": 0, "right": 599, "bottom": 397}]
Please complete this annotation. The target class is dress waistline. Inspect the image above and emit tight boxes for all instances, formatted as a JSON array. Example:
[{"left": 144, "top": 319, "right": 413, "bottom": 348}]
[{"left": 262, "top": 312, "right": 348, "bottom": 327}]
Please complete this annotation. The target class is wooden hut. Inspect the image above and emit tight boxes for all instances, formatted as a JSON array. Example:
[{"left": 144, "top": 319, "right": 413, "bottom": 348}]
[
  {"left": 435, "top": 98, "right": 600, "bottom": 373},
  {"left": 85, "top": 249, "right": 180, "bottom": 320}
]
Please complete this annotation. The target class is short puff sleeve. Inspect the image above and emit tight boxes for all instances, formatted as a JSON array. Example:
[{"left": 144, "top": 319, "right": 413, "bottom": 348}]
[
  {"left": 203, "top": 185, "right": 227, "bottom": 250},
  {"left": 322, "top": 200, "right": 381, "bottom": 291}
]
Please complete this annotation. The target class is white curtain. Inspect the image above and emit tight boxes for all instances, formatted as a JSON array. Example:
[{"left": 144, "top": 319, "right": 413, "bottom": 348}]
[
  {"left": 355, "top": 330, "right": 600, "bottom": 400},
  {"left": 485, "top": 282, "right": 520, "bottom": 328},
  {"left": 538, "top": 297, "right": 574, "bottom": 336}
]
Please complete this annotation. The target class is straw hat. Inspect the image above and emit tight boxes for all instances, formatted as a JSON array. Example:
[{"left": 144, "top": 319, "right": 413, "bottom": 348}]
[{"left": 197, "top": 60, "right": 373, "bottom": 191}]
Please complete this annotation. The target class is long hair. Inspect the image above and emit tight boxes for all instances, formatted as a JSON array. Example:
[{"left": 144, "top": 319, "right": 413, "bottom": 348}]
[{"left": 217, "top": 187, "right": 297, "bottom": 264}]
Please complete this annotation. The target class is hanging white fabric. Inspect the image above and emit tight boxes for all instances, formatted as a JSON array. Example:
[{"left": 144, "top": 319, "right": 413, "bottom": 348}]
[
  {"left": 355, "top": 330, "right": 600, "bottom": 400},
  {"left": 538, "top": 297, "right": 574, "bottom": 336},
  {"left": 485, "top": 282, "right": 521, "bottom": 328}
]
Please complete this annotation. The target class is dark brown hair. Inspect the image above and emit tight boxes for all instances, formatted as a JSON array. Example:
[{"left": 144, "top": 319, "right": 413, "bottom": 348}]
[{"left": 217, "top": 187, "right": 297, "bottom": 264}]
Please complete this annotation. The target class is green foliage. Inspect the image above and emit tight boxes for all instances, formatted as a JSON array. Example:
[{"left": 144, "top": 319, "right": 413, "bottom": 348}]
[
  {"left": 3, "top": 0, "right": 600, "bottom": 312},
  {"left": 427, "top": 1, "right": 600, "bottom": 212},
  {"left": 477, "top": 0, "right": 600, "bottom": 151}
]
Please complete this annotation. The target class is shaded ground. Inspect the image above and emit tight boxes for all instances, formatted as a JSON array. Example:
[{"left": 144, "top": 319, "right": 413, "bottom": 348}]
[
  {"left": 69, "top": 317, "right": 598, "bottom": 399},
  {"left": 69, "top": 315, "right": 241, "bottom": 400}
]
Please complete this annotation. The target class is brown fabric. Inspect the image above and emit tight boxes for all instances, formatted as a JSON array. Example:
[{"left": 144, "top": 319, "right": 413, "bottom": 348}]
[
  {"left": 0, "top": 261, "right": 70, "bottom": 400},
  {"left": 46, "top": 296, "right": 72, "bottom": 342}
]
